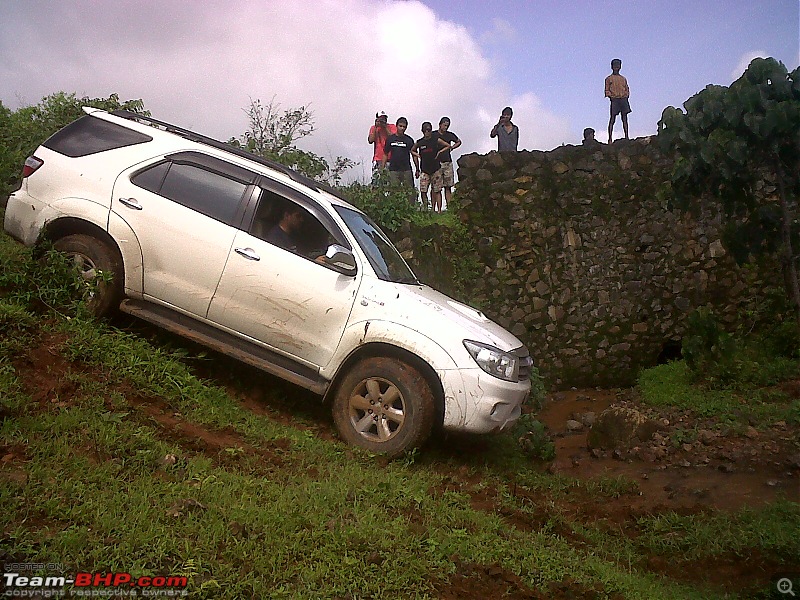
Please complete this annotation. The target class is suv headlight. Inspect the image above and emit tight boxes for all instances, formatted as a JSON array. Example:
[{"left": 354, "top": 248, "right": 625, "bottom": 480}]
[{"left": 463, "top": 340, "right": 519, "bottom": 382}]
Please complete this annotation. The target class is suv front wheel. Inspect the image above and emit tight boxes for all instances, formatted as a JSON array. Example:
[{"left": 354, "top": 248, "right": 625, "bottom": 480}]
[
  {"left": 332, "top": 357, "right": 436, "bottom": 457},
  {"left": 52, "top": 234, "right": 123, "bottom": 317}
]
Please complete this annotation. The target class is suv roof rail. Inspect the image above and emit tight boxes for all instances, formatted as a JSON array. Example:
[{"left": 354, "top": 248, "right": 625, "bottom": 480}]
[{"left": 110, "top": 109, "right": 330, "bottom": 193}]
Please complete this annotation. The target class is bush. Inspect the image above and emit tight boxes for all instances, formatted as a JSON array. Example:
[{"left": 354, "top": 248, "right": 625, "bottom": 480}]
[
  {"left": 681, "top": 306, "right": 800, "bottom": 389},
  {"left": 682, "top": 307, "right": 738, "bottom": 385},
  {"left": 514, "top": 414, "right": 556, "bottom": 462},
  {"left": 0, "top": 243, "right": 99, "bottom": 318},
  {"left": 767, "top": 319, "right": 800, "bottom": 359},
  {"left": 337, "top": 172, "right": 417, "bottom": 232}
]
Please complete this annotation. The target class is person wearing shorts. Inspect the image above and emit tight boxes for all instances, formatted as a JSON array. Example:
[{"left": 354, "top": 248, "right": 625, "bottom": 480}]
[
  {"left": 412, "top": 122, "right": 449, "bottom": 211},
  {"left": 435, "top": 117, "right": 461, "bottom": 209},
  {"left": 605, "top": 58, "right": 631, "bottom": 143}
]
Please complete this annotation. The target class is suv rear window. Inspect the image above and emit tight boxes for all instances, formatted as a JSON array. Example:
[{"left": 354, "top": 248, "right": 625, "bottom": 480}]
[
  {"left": 132, "top": 160, "right": 247, "bottom": 224},
  {"left": 43, "top": 115, "right": 153, "bottom": 157}
]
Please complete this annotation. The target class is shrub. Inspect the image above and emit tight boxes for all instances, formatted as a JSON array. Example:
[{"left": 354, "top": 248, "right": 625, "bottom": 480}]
[
  {"left": 337, "top": 172, "right": 417, "bottom": 232},
  {"left": 513, "top": 414, "right": 556, "bottom": 461},
  {"left": 681, "top": 307, "right": 738, "bottom": 385},
  {"left": 0, "top": 244, "right": 99, "bottom": 318},
  {"left": 767, "top": 319, "right": 800, "bottom": 359}
]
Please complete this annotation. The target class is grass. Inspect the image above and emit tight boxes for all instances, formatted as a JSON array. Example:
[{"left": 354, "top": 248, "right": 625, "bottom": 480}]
[
  {"left": 638, "top": 360, "right": 800, "bottom": 427},
  {"left": 634, "top": 500, "right": 800, "bottom": 560},
  {"left": 0, "top": 227, "right": 798, "bottom": 599}
]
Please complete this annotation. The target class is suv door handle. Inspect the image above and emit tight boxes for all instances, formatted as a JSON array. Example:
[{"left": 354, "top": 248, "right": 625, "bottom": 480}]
[
  {"left": 234, "top": 247, "right": 260, "bottom": 261},
  {"left": 118, "top": 197, "right": 143, "bottom": 210}
]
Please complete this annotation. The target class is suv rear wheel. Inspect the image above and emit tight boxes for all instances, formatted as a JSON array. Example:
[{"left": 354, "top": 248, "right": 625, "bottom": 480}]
[
  {"left": 52, "top": 234, "right": 123, "bottom": 317},
  {"left": 332, "top": 357, "right": 436, "bottom": 456}
]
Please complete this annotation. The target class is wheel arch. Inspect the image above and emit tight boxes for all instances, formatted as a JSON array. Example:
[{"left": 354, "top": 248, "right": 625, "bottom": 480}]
[
  {"left": 37, "top": 217, "right": 123, "bottom": 266},
  {"left": 324, "top": 342, "right": 446, "bottom": 430},
  {"left": 37, "top": 217, "right": 127, "bottom": 303}
]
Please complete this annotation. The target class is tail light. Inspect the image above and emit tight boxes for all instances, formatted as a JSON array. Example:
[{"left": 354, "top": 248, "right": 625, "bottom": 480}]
[{"left": 22, "top": 156, "right": 44, "bottom": 178}]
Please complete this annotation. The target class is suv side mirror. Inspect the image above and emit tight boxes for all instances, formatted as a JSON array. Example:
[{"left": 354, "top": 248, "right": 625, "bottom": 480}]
[{"left": 325, "top": 244, "right": 357, "bottom": 276}]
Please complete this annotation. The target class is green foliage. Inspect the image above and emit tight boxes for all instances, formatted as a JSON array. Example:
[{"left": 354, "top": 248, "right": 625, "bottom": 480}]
[
  {"left": 682, "top": 307, "right": 738, "bottom": 384},
  {"left": 681, "top": 306, "right": 800, "bottom": 389},
  {"left": 0, "top": 300, "right": 38, "bottom": 334},
  {"left": 766, "top": 318, "right": 800, "bottom": 359},
  {"left": 336, "top": 174, "right": 417, "bottom": 232},
  {"left": 230, "top": 97, "right": 354, "bottom": 184},
  {"left": 638, "top": 359, "right": 800, "bottom": 426},
  {"left": 635, "top": 500, "right": 800, "bottom": 561},
  {"left": 434, "top": 219, "right": 482, "bottom": 301},
  {"left": 657, "top": 57, "right": 800, "bottom": 315},
  {"left": 0, "top": 241, "right": 98, "bottom": 319},
  {"left": 0, "top": 92, "right": 148, "bottom": 199},
  {"left": 513, "top": 414, "right": 556, "bottom": 461}
]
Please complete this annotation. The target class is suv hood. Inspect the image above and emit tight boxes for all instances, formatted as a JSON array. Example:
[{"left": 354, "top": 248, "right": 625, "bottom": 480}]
[{"left": 395, "top": 283, "right": 524, "bottom": 352}]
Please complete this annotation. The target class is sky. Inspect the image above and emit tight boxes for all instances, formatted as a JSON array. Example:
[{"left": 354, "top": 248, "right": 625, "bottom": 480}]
[{"left": 1, "top": 0, "right": 798, "bottom": 182}]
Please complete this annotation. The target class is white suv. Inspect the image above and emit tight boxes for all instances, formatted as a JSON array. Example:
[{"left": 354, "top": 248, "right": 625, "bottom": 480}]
[{"left": 4, "top": 107, "right": 532, "bottom": 455}]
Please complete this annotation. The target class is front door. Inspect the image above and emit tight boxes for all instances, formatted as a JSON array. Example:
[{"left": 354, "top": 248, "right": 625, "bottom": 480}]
[{"left": 207, "top": 192, "right": 360, "bottom": 368}]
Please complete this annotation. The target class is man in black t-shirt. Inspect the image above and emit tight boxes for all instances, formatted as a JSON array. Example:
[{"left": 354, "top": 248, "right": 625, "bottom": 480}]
[
  {"left": 436, "top": 117, "right": 461, "bottom": 209},
  {"left": 411, "top": 121, "right": 450, "bottom": 211},
  {"left": 382, "top": 117, "right": 418, "bottom": 197}
]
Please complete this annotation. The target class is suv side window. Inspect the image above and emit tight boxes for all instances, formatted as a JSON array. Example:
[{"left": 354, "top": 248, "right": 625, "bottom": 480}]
[
  {"left": 132, "top": 161, "right": 248, "bottom": 224},
  {"left": 44, "top": 115, "right": 153, "bottom": 157},
  {"left": 130, "top": 161, "right": 169, "bottom": 194},
  {"left": 251, "top": 190, "right": 336, "bottom": 262}
]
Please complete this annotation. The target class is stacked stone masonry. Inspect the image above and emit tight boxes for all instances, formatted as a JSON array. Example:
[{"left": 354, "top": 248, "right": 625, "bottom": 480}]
[{"left": 398, "top": 138, "right": 778, "bottom": 389}]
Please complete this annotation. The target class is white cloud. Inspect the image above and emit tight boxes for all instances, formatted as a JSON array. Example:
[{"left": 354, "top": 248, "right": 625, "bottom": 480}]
[
  {"left": 0, "top": 0, "right": 573, "bottom": 182},
  {"left": 730, "top": 50, "right": 767, "bottom": 81}
]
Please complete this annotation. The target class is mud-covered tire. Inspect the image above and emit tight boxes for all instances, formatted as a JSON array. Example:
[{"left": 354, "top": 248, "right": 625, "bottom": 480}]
[
  {"left": 52, "top": 234, "right": 123, "bottom": 317},
  {"left": 332, "top": 357, "right": 436, "bottom": 457}
]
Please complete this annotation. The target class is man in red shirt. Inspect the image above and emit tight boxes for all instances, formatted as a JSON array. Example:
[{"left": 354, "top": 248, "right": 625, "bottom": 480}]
[{"left": 368, "top": 111, "right": 396, "bottom": 180}]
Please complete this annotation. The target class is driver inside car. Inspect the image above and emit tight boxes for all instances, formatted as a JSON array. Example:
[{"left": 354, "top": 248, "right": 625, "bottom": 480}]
[{"left": 265, "top": 205, "right": 328, "bottom": 263}]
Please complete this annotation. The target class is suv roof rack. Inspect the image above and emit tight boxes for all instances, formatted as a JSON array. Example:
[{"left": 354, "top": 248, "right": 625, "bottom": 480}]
[{"left": 110, "top": 109, "right": 331, "bottom": 193}]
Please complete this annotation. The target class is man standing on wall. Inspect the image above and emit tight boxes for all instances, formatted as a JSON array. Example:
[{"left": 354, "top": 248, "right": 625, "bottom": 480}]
[
  {"left": 605, "top": 59, "right": 631, "bottom": 143},
  {"left": 412, "top": 121, "right": 450, "bottom": 212},
  {"left": 490, "top": 107, "right": 519, "bottom": 152},
  {"left": 435, "top": 117, "right": 461, "bottom": 209},
  {"left": 368, "top": 111, "right": 396, "bottom": 180},
  {"left": 382, "top": 117, "right": 418, "bottom": 200}
]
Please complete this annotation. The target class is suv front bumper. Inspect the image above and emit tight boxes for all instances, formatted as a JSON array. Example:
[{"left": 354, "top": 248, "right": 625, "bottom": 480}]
[{"left": 440, "top": 368, "right": 530, "bottom": 434}]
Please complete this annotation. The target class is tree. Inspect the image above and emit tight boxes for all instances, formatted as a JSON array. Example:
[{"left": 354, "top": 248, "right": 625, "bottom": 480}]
[
  {"left": 231, "top": 97, "right": 354, "bottom": 185},
  {"left": 657, "top": 58, "right": 800, "bottom": 319},
  {"left": 1, "top": 92, "right": 148, "bottom": 199}
]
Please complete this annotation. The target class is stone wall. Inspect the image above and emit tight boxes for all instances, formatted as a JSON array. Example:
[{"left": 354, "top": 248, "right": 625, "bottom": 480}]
[{"left": 401, "top": 138, "right": 778, "bottom": 389}]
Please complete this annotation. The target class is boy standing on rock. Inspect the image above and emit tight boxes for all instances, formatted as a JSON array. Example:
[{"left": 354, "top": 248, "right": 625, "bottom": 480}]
[{"left": 605, "top": 58, "right": 631, "bottom": 143}]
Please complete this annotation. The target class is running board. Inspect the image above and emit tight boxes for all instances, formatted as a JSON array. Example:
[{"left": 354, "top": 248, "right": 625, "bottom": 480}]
[{"left": 119, "top": 299, "right": 329, "bottom": 396}]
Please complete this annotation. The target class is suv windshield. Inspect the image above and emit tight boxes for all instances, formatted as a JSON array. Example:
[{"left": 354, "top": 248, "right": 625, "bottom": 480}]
[{"left": 334, "top": 206, "right": 418, "bottom": 284}]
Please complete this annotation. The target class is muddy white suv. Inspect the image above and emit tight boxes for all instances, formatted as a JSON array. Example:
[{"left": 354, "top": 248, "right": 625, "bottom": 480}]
[{"left": 4, "top": 107, "right": 532, "bottom": 455}]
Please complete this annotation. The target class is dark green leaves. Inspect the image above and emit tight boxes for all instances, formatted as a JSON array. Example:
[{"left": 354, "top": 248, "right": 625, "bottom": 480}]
[{"left": 657, "top": 56, "right": 800, "bottom": 314}]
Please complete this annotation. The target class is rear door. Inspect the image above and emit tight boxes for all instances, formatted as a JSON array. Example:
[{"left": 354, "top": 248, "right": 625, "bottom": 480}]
[{"left": 111, "top": 152, "right": 254, "bottom": 317}]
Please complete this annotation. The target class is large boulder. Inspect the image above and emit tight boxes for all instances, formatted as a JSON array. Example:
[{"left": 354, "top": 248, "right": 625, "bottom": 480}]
[{"left": 587, "top": 406, "right": 660, "bottom": 450}]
